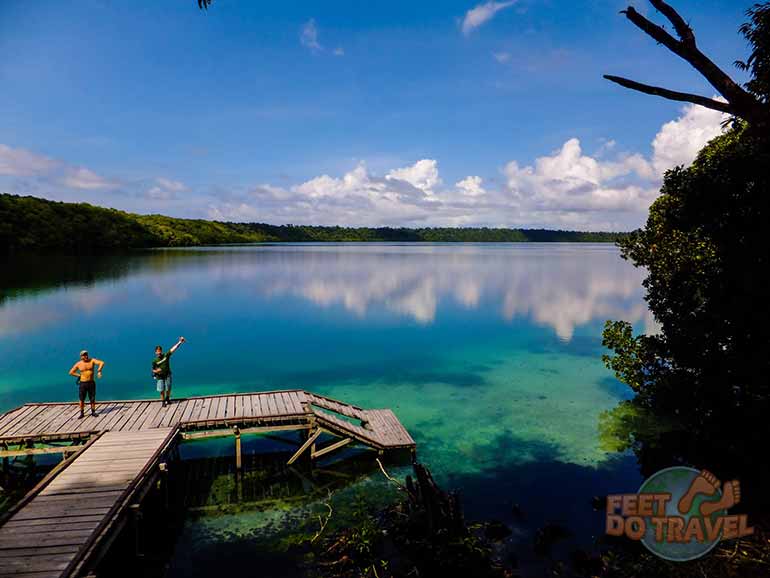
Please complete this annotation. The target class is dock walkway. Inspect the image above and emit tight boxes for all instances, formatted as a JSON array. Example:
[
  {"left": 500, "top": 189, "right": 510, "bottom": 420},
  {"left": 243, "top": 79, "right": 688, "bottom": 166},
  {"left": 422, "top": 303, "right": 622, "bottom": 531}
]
[
  {"left": 0, "top": 428, "right": 175, "bottom": 578},
  {"left": 0, "top": 390, "right": 414, "bottom": 450},
  {"left": 0, "top": 390, "right": 414, "bottom": 577}
]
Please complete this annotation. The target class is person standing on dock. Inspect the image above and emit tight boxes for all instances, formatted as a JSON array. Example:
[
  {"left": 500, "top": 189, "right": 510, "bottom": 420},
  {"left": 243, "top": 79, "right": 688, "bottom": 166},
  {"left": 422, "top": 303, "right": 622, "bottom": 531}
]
[
  {"left": 68, "top": 350, "right": 105, "bottom": 419},
  {"left": 153, "top": 336, "right": 185, "bottom": 407}
]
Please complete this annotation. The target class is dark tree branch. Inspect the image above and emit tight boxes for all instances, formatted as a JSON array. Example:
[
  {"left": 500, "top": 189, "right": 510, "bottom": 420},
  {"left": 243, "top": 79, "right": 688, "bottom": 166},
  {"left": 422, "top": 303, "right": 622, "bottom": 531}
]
[
  {"left": 604, "top": 75, "right": 734, "bottom": 114},
  {"left": 617, "top": 4, "right": 762, "bottom": 123},
  {"left": 649, "top": 0, "right": 695, "bottom": 46}
]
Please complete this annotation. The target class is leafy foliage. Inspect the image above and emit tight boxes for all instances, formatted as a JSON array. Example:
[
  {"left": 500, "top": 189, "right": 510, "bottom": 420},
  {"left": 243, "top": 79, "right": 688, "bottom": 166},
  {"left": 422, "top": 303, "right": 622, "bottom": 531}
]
[
  {"left": 601, "top": 124, "right": 770, "bottom": 505},
  {"left": 737, "top": 3, "right": 770, "bottom": 104},
  {"left": 0, "top": 194, "right": 624, "bottom": 253}
]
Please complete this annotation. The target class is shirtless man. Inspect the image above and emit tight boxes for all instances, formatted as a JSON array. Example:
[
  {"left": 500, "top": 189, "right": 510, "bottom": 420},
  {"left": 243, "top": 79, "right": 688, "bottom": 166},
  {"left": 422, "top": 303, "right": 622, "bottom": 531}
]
[{"left": 69, "top": 350, "right": 105, "bottom": 419}]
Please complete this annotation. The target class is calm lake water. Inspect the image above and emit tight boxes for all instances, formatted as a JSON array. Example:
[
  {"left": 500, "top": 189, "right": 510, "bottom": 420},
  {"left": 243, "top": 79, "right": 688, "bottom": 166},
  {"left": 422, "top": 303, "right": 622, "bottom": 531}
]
[{"left": 0, "top": 243, "right": 651, "bottom": 575}]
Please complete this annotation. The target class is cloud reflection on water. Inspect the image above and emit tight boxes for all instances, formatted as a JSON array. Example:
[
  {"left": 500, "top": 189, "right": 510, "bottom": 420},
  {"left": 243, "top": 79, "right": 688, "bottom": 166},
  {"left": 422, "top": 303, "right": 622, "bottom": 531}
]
[{"left": 1, "top": 244, "right": 650, "bottom": 341}]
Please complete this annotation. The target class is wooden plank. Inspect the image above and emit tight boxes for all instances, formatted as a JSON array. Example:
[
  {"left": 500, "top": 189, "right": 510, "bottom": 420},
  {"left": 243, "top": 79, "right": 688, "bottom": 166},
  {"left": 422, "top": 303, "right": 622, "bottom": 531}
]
[
  {"left": 253, "top": 395, "right": 265, "bottom": 417},
  {"left": 377, "top": 409, "right": 414, "bottom": 445},
  {"left": 108, "top": 401, "right": 143, "bottom": 432},
  {"left": 92, "top": 403, "right": 129, "bottom": 431},
  {"left": 123, "top": 401, "right": 152, "bottom": 431},
  {"left": 0, "top": 545, "right": 78, "bottom": 558},
  {"left": 27, "top": 405, "right": 70, "bottom": 436},
  {"left": 249, "top": 394, "right": 261, "bottom": 417},
  {"left": 44, "top": 478, "right": 135, "bottom": 493},
  {"left": 8, "top": 507, "right": 111, "bottom": 522},
  {"left": 218, "top": 396, "right": 230, "bottom": 420},
  {"left": 287, "top": 429, "right": 322, "bottom": 465},
  {"left": 274, "top": 393, "right": 286, "bottom": 415},
  {"left": 14, "top": 494, "right": 121, "bottom": 512},
  {"left": 179, "top": 398, "right": 197, "bottom": 424},
  {"left": 244, "top": 394, "right": 255, "bottom": 420},
  {"left": 311, "top": 437, "right": 353, "bottom": 459},
  {"left": 0, "top": 406, "right": 38, "bottom": 437},
  {"left": 281, "top": 392, "right": 297, "bottom": 414},
  {"left": 146, "top": 403, "right": 170, "bottom": 429},
  {"left": 72, "top": 448, "right": 160, "bottom": 461},
  {"left": 4, "top": 405, "right": 49, "bottom": 437},
  {"left": 32, "top": 490, "right": 124, "bottom": 504},
  {"left": 72, "top": 403, "right": 110, "bottom": 432},
  {"left": 59, "top": 464, "right": 148, "bottom": 477},
  {"left": 364, "top": 410, "right": 390, "bottom": 444},
  {"left": 208, "top": 397, "right": 222, "bottom": 422},
  {"left": 188, "top": 398, "right": 205, "bottom": 422},
  {"left": 136, "top": 402, "right": 163, "bottom": 430},
  {"left": 266, "top": 394, "right": 279, "bottom": 416},
  {"left": 290, "top": 391, "right": 306, "bottom": 414},
  {"left": 0, "top": 407, "right": 27, "bottom": 437},
  {"left": 0, "top": 446, "right": 80, "bottom": 458},
  {"left": 0, "top": 530, "right": 94, "bottom": 550},
  {"left": 160, "top": 399, "right": 184, "bottom": 427},
  {"left": 199, "top": 397, "right": 212, "bottom": 423},
  {"left": 37, "top": 484, "right": 132, "bottom": 497},
  {"left": 0, "top": 553, "right": 75, "bottom": 572},
  {"left": 47, "top": 406, "right": 83, "bottom": 434},
  {"left": 2, "top": 515, "right": 104, "bottom": 529},
  {"left": 235, "top": 395, "right": 243, "bottom": 419}
]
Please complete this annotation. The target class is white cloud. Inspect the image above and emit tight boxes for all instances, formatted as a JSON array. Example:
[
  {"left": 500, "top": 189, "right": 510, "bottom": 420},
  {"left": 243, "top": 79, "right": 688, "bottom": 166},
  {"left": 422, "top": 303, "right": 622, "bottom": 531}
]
[
  {"left": 156, "top": 177, "right": 187, "bottom": 192},
  {"left": 456, "top": 175, "right": 486, "bottom": 196},
  {"left": 61, "top": 167, "right": 118, "bottom": 190},
  {"left": 651, "top": 100, "right": 728, "bottom": 174},
  {"left": 2, "top": 102, "right": 726, "bottom": 232},
  {"left": 301, "top": 19, "right": 322, "bottom": 52},
  {"left": 333, "top": 46, "right": 345, "bottom": 57},
  {"left": 462, "top": 1, "right": 516, "bottom": 36},
  {"left": 386, "top": 159, "right": 441, "bottom": 192},
  {"left": 146, "top": 177, "right": 188, "bottom": 200},
  {"left": 209, "top": 103, "right": 723, "bottom": 230},
  {"left": 493, "top": 51, "right": 512, "bottom": 63},
  {"left": 0, "top": 144, "right": 59, "bottom": 176}
]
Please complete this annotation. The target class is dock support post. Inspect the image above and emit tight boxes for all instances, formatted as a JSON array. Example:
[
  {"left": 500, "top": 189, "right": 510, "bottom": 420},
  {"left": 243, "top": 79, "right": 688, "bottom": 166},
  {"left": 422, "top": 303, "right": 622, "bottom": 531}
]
[
  {"left": 130, "top": 504, "right": 143, "bottom": 557},
  {"left": 159, "top": 462, "right": 169, "bottom": 510},
  {"left": 287, "top": 428, "right": 322, "bottom": 466},
  {"left": 234, "top": 426, "right": 242, "bottom": 471}
]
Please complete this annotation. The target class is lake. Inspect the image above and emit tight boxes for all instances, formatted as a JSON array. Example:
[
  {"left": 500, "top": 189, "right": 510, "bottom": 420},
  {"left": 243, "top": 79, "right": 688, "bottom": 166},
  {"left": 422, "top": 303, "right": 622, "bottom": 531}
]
[{"left": 0, "top": 243, "right": 650, "bottom": 576}]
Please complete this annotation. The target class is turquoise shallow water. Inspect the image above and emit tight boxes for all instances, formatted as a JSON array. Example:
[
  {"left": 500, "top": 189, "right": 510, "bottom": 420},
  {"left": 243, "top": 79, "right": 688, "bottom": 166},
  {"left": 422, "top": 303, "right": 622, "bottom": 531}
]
[{"left": 0, "top": 243, "right": 650, "bottom": 574}]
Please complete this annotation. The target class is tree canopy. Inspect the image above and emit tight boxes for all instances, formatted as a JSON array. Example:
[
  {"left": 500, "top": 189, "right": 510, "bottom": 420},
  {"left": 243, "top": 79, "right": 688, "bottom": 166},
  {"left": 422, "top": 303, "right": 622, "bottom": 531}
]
[
  {"left": 601, "top": 2, "right": 770, "bottom": 513},
  {"left": 0, "top": 194, "right": 624, "bottom": 253}
]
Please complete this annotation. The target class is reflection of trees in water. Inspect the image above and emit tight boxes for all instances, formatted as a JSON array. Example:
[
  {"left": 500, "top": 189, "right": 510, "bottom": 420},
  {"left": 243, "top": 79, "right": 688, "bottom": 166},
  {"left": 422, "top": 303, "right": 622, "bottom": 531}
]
[{"left": 2, "top": 246, "right": 648, "bottom": 342}]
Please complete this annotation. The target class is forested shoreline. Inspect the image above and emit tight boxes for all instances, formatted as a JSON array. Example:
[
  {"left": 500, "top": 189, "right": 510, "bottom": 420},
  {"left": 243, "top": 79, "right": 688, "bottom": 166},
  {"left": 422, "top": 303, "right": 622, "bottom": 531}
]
[{"left": 0, "top": 194, "right": 625, "bottom": 253}]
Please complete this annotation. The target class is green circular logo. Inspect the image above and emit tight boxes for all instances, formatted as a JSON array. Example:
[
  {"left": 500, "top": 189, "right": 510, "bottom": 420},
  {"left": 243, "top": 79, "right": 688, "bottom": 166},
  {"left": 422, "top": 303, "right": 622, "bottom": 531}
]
[{"left": 638, "top": 466, "right": 725, "bottom": 561}]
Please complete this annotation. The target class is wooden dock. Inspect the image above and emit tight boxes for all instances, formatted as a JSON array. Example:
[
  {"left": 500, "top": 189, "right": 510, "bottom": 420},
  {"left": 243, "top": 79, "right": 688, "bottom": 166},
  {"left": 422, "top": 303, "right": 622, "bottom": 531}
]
[
  {"left": 0, "top": 428, "right": 175, "bottom": 578},
  {"left": 0, "top": 390, "right": 415, "bottom": 577}
]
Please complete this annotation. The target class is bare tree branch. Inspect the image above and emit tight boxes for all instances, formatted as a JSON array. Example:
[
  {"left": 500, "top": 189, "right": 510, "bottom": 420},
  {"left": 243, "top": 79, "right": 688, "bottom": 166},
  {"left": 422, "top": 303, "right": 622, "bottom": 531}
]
[
  {"left": 649, "top": 0, "right": 695, "bottom": 46},
  {"left": 604, "top": 75, "right": 734, "bottom": 114},
  {"left": 617, "top": 4, "right": 761, "bottom": 123}
]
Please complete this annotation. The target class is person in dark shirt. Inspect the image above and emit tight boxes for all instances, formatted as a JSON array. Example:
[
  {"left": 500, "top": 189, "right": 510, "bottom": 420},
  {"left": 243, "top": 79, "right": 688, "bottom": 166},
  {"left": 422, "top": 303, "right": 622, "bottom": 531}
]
[{"left": 153, "top": 337, "right": 185, "bottom": 406}]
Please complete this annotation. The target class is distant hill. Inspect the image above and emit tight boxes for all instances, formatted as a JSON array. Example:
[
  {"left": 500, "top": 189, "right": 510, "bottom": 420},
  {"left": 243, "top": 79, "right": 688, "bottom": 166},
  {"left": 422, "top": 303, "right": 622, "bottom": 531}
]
[{"left": 0, "top": 194, "right": 628, "bottom": 253}]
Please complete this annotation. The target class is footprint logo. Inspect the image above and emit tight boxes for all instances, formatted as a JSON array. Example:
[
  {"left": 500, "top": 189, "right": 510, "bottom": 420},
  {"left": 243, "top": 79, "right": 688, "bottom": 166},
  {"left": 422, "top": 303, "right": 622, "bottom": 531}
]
[{"left": 677, "top": 469, "right": 741, "bottom": 516}]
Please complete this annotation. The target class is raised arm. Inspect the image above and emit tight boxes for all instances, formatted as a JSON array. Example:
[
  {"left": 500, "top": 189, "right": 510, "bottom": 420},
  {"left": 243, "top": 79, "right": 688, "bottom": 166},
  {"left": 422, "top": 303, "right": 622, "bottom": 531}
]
[
  {"left": 168, "top": 336, "right": 186, "bottom": 355},
  {"left": 94, "top": 359, "right": 105, "bottom": 376}
]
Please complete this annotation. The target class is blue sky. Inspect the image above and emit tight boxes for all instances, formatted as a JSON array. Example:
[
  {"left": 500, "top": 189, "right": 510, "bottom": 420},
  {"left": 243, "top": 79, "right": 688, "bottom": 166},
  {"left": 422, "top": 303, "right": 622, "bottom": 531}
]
[{"left": 0, "top": 0, "right": 752, "bottom": 230}]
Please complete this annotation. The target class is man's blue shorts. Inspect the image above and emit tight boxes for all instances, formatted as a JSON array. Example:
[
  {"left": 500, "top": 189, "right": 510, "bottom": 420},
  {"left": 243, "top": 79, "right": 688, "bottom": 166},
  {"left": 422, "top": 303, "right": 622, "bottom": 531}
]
[{"left": 156, "top": 375, "right": 172, "bottom": 393}]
